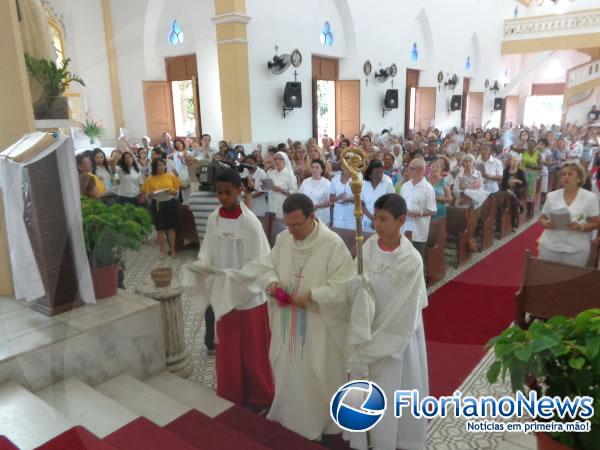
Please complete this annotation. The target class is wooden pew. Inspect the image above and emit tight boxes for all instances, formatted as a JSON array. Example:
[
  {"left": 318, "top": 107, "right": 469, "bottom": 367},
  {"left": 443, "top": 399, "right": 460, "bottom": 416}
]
[
  {"left": 426, "top": 217, "right": 447, "bottom": 285},
  {"left": 495, "top": 191, "right": 514, "bottom": 239},
  {"left": 270, "top": 216, "right": 287, "bottom": 247},
  {"left": 515, "top": 250, "right": 600, "bottom": 329},
  {"left": 257, "top": 212, "right": 274, "bottom": 245},
  {"left": 446, "top": 206, "right": 473, "bottom": 267},
  {"left": 175, "top": 204, "right": 200, "bottom": 252},
  {"left": 478, "top": 196, "right": 496, "bottom": 251},
  {"left": 330, "top": 227, "right": 374, "bottom": 258}
]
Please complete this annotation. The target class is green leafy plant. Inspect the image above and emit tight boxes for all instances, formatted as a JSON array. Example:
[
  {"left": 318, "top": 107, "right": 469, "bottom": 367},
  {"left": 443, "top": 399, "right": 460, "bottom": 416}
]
[
  {"left": 24, "top": 52, "right": 85, "bottom": 98},
  {"left": 81, "top": 197, "right": 152, "bottom": 268},
  {"left": 80, "top": 111, "right": 105, "bottom": 141},
  {"left": 487, "top": 309, "right": 600, "bottom": 449}
]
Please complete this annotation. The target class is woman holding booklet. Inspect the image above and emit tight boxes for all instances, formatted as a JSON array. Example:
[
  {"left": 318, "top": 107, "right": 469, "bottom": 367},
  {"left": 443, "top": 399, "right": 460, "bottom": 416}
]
[
  {"left": 142, "top": 158, "right": 180, "bottom": 258},
  {"left": 538, "top": 162, "right": 599, "bottom": 267}
]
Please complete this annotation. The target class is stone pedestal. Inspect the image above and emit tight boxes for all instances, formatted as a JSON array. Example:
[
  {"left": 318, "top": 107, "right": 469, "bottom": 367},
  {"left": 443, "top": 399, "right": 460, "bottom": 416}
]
[{"left": 136, "top": 282, "right": 191, "bottom": 378}]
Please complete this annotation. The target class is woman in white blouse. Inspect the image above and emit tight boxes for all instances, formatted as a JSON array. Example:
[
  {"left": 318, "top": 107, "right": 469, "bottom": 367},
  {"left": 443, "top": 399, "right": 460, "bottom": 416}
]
[
  {"left": 267, "top": 151, "right": 298, "bottom": 218},
  {"left": 539, "top": 162, "right": 599, "bottom": 267},
  {"left": 115, "top": 151, "right": 143, "bottom": 206},
  {"left": 330, "top": 164, "right": 358, "bottom": 230},
  {"left": 299, "top": 159, "right": 331, "bottom": 225},
  {"left": 361, "top": 159, "right": 395, "bottom": 232}
]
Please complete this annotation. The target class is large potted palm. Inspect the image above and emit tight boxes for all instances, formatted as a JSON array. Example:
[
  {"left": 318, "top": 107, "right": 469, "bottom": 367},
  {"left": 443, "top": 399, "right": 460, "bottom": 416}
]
[
  {"left": 81, "top": 198, "right": 152, "bottom": 298},
  {"left": 24, "top": 53, "right": 85, "bottom": 119},
  {"left": 487, "top": 309, "right": 600, "bottom": 450}
]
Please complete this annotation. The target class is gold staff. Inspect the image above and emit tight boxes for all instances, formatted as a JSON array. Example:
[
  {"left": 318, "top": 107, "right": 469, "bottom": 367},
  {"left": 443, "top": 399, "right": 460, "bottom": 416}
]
[{"left": 340, "top": 147, "right": 369, "bottom": 274}]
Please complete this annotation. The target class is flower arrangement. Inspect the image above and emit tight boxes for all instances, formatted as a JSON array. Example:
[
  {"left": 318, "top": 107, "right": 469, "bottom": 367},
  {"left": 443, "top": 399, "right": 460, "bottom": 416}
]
[{"left": 80, "top": 111, "right": 105, "bottom": 143}]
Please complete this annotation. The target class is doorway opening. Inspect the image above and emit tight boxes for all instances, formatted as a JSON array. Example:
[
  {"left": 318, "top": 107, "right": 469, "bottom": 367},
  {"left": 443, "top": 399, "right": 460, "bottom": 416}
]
[
  {"left": 171, "top": 80, "right": 197, "bottom": 137},
  {"left": 523, "top": 95, "right": 563, "bottom": 127},
  {"left": 316, "top": 80, "right": 336, "bottom": 140},
  {"left": 408, "top": 87, "right": 417, "bottom": 130}
]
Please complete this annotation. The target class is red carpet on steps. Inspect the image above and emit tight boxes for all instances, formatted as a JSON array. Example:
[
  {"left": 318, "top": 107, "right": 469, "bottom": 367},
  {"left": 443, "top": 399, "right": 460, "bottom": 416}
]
[
  {"left": 216, "top": 404, "right": 326, "bottom": 450},
  {"left": 0, "top": 436, "right": 18, "bottom": 450},
  {"left": 166, "top": 409, "right": 271, "bottom": 450},
  {"left": 36, "top": 426, "right": 115, "bottom": 450},
  {"left": 424, "top": 224, "right": 542, "bottom": 398},
  {"left": 104, "top": 417, "right": 198, "bottom": 450}
]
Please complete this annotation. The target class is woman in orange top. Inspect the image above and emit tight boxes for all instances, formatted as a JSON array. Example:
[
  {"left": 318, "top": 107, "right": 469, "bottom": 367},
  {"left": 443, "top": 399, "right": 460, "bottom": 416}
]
[{"left": 142, "top": 158, "right": 180, "bottom": 257}]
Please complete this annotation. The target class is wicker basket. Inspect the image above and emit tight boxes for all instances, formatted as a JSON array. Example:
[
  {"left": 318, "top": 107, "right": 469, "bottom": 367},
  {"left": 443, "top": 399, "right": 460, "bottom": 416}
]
[{"left": 150, "top": 267, "right": 173, "bottom": 288}]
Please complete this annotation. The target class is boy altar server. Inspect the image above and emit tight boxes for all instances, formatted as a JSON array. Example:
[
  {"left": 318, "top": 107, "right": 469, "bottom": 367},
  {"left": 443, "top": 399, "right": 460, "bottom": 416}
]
[
  {"left": 347, "top": 193, "right": 429, "bottom": 450},
  {"left": 182, "top": 169, "right": 274, "bottom": 410}
]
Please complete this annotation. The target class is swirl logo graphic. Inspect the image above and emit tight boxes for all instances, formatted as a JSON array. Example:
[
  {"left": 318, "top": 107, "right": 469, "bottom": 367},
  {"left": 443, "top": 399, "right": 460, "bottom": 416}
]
[{"left": 330, "top": 380, "right": 387, "bottom": 432}]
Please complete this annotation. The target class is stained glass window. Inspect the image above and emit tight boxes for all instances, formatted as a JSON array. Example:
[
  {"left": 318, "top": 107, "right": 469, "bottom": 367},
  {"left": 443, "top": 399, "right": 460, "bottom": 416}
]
[
  {"left": 465, "top": 56, "right": 471, "bottom": 72},
  {"left": 411, "top": 43, "right": 419, "bottom": 62},
  {"left": 320, "top": 22, "right": 333, "bottom": 46},
  {"left": 169, "top": 20, "right": 184, "bottom": 46}
]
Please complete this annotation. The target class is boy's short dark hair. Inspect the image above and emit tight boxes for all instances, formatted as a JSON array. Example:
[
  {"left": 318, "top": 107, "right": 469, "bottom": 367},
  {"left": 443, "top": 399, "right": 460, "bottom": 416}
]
[
  {"left": 277, "top": 143, "right": 288, "bottom": 152},
  {"left": 216, "top": 168, "right": 242, "bottom": 188},
  {"left": 374, "top": 194, "right": 407, "bottom": 219},
  {"left": 283, "top": 193, "right": 314, "bottom": 218},
  {"left": 245, "top": 154, "right": 257, "bottom": 163}
]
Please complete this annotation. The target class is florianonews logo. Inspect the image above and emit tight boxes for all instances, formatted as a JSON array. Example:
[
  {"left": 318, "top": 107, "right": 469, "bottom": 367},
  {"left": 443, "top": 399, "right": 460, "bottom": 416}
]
[{"left": 330, "top": 380, "right": 387, "bottom": 432}]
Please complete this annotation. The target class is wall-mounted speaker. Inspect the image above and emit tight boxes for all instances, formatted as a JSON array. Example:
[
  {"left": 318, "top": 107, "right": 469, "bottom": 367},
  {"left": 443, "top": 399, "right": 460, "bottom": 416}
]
[
  {"left": 493, "top": 97, "right": 503, "bottom": 111},
  {"left": 450, "top": 95, "right": 462, "bottom": 111},
  {"left": 384, "top": 89, "right": 399, "bottom": 109},
  {"left": 283, "top": 82, "right": 302, "bottom": 108}
]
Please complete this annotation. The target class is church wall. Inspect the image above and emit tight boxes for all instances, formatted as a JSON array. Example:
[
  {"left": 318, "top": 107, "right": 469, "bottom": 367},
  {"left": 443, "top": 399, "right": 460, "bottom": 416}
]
[
  {"left": 246, "top": 0, "right": 510, "bottom": 143},
  {"left": 532, "top": 50, "right": 590, "bottom": 84},
  {"left": 49, "top": 0, "right": 116, "bottom": 144},
  {"left": 52, "top": 0, "right": 599, "bottom": 146},
  {"left": 108, "top": 0, "right": 223, "bottom": 143}
]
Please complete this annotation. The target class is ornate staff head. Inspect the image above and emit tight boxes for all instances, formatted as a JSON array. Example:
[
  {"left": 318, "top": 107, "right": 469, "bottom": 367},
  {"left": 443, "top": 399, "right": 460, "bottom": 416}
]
[
  {"left": 340, "top": 147, "right": 369, "bottom": 180},
  {"left": 339, "top": 146, "right": 369, "bottom": 274}
]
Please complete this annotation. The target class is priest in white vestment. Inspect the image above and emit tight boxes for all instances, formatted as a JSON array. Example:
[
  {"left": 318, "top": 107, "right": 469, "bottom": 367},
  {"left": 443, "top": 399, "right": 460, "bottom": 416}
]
[
  {"left": 347, "top": 193, "right": 429, "bottom": 450},
  {"left": 225, "top": 193, "right": 355, "bottom": 441}
]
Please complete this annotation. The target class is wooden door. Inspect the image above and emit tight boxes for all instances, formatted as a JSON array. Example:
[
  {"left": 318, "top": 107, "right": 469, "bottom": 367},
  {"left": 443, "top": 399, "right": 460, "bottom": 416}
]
[
  {"left": 335, "top": 80, "right": 360, "bottom": 138},
  {"left": 415, "top": 87, "right": 436, "bottom": 130},
  {"left": 502, "top": 95, "right": 519, "bottom": 128},
  {"left": 142, "top": 81, "right": 175, "bottom": 143},
  {"left": 466, "top": 92, "right": 483, "bottom": 129}
]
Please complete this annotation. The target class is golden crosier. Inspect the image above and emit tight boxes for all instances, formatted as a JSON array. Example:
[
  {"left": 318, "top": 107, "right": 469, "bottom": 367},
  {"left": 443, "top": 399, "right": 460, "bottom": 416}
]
[{"left": 340, "top": 146, "right": 369, "bottom": 275}]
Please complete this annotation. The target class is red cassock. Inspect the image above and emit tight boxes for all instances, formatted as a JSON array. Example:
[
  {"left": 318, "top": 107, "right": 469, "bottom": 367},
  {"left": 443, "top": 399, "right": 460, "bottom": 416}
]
[{"left": 215, "top": 303, "right": 274, "bottom": 409}]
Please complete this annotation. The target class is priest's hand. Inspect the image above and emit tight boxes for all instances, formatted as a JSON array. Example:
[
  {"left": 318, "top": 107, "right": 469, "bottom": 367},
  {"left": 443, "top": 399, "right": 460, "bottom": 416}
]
[
  {"left": 266, "top": 282, "right": 280, "bottom": 296},
  {"left": 291, "top": 291, "right": 312, "bottom": 309}
]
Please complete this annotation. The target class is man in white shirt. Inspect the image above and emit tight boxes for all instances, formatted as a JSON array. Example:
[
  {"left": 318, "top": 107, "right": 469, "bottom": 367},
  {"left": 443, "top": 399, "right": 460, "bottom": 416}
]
[
  {"left": 400, "top": 158, "right": 437, "bottom": 263},
  {"left": 478, "top": 143, "right": 503, "bottom": 194}
]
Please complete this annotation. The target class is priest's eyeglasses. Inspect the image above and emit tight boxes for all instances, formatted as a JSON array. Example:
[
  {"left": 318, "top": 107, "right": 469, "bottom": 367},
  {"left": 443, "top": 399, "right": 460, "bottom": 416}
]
[{"left": 286, "top": 216, "right": 311, "bottom": 230}]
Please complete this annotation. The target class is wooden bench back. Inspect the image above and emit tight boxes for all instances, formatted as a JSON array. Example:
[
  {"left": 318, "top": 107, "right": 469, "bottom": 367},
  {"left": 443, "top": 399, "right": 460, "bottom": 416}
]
[
  {"left": 515, "top": 250, "right": 600, "bottom": 328},
  {"left": 330, "top": 227, "right": 374, "bottom": 258}
]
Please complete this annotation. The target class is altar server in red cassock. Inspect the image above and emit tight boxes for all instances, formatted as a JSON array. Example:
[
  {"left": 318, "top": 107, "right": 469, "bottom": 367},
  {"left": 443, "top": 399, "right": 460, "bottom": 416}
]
[{"left": 182, "top": 168, "right": 274, "bottom": 409}]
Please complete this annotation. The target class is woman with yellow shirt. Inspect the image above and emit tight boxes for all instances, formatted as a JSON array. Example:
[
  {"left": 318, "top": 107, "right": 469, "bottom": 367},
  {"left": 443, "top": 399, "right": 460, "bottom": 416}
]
[
  {"left": 142, "top": 158, "right": 180, "bottom": 257},
  {"left": 76, "top": 152, "right": 105, "bottom": 199},
  {"left": 521, "top": 139, "right": 542, "bottom": 219}
]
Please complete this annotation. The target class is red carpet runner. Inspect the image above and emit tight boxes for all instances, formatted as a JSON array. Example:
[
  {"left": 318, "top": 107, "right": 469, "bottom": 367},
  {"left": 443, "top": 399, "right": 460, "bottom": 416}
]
[{"left": 424, "top": 224, "right": 542, "bottom": 398}]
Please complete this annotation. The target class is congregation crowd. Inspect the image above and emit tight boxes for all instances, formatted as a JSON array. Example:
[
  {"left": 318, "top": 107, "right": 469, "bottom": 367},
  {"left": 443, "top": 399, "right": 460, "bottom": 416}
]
[{"left": 76, "top": 122, "right": 600, "bottom": 268}]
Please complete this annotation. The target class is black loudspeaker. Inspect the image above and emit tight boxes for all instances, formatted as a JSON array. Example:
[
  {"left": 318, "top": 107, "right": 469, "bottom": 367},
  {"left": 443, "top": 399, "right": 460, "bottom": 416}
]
[
  {"left": 494, "top": 97, "right": 503, "bottom": 110},
  {"left": 283, "top": 82, "right": 302, "bottom": 108},
  {"left": 450, "top": 95, "right": 462, "bottom": 111},
  {"left": 384, "top": 89, "right": 399, "bottom": 109}
]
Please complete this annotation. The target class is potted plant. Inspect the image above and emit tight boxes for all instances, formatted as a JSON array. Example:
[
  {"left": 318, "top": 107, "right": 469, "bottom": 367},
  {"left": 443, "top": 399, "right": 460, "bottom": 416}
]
[
  {"left": 80, "top": 111, "right": 105, "bottom": 145},
  {"left": 81, "top": 197, "right": 152, "bottom": 298},
  {"left": 487, "top": 309, "right": 600, "bottom": 450},
  {"left": 24, "top": 52, "right": 85, "bottom": 119}
]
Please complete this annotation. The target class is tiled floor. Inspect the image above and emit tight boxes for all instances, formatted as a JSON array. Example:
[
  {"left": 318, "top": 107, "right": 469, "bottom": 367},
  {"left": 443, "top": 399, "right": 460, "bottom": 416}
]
[{"left": 123, "top": 219, "right": 540, "bottom": 448}]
